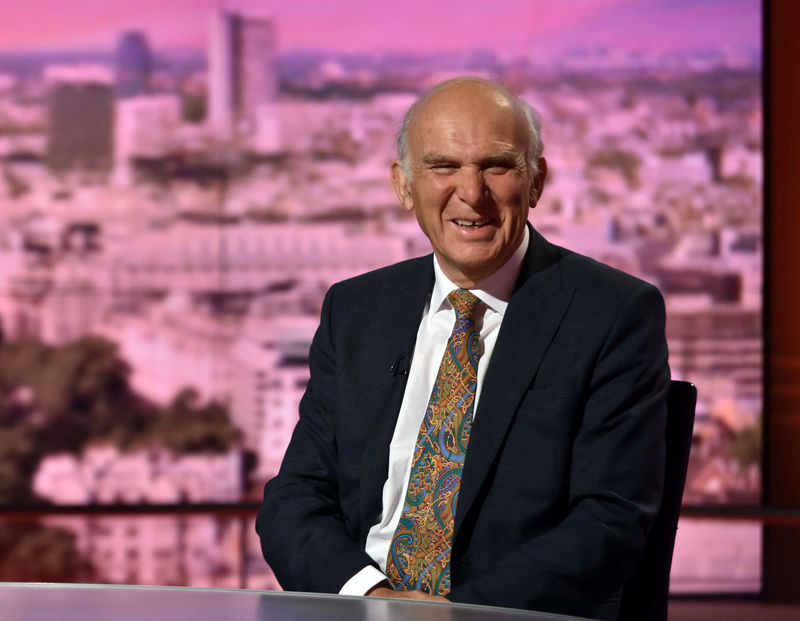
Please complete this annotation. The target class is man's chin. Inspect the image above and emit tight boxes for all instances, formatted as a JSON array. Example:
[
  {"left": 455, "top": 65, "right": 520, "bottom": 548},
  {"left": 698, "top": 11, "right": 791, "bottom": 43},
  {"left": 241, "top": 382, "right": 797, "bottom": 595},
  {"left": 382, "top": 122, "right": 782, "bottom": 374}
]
[{"left": 436, "top": 253, "right": 505, "bottom": 287}]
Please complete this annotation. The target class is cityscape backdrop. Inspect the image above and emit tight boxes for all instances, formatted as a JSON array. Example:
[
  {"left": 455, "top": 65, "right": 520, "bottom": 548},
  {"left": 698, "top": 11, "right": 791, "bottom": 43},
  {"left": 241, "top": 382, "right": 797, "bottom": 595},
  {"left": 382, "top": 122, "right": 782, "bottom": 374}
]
[{"left": 0, "top": 0, "right": 762, "bottom": 595}]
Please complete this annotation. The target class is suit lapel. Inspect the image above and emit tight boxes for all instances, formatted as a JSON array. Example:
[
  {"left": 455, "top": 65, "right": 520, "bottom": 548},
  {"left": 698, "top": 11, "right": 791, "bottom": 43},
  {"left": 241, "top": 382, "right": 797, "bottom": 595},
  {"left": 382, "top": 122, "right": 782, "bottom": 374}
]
[
  {"left": 454, "top": 227, "right": 576, "bottom": 539},
  {"left": 358, "top": 258, "right": 435, "bottom": 528}
]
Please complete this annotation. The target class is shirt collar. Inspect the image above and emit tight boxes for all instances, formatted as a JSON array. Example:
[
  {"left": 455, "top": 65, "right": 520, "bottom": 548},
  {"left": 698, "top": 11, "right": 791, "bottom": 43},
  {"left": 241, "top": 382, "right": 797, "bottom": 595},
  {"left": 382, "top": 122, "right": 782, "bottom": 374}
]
[{"left": 429, "top": 226, "right": 530, "bottom": 318}]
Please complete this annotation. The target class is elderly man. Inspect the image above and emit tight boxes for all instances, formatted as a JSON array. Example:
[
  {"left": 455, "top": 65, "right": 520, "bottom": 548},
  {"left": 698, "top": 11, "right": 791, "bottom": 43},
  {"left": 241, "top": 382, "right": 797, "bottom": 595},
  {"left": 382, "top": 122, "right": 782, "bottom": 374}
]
[{"left": 257, "top": 77, "right": 669, "bottom": 620}]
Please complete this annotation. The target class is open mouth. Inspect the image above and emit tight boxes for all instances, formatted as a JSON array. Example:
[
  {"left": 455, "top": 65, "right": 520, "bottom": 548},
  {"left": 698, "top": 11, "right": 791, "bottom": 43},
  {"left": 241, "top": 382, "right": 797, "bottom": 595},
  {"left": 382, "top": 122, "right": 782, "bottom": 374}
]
[{"left": 453, "top": 219, "right": 489, "bottom": 228}]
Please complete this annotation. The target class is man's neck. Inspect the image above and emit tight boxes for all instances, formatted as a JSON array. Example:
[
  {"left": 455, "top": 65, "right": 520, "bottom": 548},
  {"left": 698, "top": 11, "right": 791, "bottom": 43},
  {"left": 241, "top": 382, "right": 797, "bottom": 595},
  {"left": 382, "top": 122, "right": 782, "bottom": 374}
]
[
  {"left": 433, "top": 226, "right": 529, "bottom": 302},
  {"left": 430, "top": 226, "right": 530, "bottom": 315}
]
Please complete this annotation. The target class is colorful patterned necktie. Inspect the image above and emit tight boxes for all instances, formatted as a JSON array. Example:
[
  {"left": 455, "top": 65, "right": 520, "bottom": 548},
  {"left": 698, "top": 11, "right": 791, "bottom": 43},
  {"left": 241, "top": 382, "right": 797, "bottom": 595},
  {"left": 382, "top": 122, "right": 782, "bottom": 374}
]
[{"left": 385, "top": 288, "right": 483, "bottom": 595}]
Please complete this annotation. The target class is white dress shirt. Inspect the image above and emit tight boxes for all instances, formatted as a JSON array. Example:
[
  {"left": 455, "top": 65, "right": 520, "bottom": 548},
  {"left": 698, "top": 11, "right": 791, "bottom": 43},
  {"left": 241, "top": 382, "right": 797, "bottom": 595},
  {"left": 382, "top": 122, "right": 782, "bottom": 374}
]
[{"left": 339, "top": 227, "right": 530, "bottom": 596}]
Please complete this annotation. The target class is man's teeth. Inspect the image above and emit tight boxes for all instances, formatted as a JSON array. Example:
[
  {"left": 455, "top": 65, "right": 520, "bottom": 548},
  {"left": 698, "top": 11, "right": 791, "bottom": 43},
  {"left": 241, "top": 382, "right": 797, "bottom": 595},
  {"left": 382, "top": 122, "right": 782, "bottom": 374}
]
[{"left": 454, "top": 219, "right": 486, "bottom": 228}]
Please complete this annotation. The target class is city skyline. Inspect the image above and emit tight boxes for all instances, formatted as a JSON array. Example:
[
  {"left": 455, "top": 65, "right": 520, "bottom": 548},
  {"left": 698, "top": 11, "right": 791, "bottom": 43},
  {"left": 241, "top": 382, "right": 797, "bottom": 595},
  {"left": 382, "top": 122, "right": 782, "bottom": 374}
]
[{"left": 0, "top": 0, "right": 760, "bottom": 57}]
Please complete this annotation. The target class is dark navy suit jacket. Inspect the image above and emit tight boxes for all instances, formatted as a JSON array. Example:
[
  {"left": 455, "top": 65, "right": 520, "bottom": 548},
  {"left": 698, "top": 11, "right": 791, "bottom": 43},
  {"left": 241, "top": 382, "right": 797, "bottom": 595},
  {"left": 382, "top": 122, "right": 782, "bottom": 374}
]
[{"left": 257, "top": 226, "right": 669, "bottom": 619}]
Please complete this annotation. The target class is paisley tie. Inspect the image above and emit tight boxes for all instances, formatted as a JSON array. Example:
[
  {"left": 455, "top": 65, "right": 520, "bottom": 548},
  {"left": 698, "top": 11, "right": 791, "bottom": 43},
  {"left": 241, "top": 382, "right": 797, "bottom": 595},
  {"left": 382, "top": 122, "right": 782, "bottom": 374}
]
[{"left": 385, "top": 288, "right": 483, "bottom": 595}]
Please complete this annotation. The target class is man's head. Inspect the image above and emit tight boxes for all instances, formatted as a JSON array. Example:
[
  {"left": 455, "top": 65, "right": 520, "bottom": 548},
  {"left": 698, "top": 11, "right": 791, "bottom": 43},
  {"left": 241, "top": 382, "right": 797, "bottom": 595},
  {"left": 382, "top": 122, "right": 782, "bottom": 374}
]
[{"left": 391, "top": 77, "right": 547, "bottom": 288}]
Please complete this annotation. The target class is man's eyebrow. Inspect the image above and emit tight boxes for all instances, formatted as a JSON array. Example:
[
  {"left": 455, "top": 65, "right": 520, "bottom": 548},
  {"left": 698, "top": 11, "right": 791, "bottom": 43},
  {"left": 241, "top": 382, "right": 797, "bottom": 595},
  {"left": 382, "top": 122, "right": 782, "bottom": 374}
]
[
  {"left": 420, "top": 151, "right": 523, "bottom": 167},
  {"left": 482, "top": 151, "right": 523, "bottom": 166},
  {"left": 421, "top": 154, "right": 458, "bottom": 167}
]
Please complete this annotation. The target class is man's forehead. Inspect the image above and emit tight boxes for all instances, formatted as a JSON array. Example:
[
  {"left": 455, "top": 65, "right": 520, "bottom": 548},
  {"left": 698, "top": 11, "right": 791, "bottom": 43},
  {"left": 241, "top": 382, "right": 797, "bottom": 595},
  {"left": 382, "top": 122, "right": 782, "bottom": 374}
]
[
  {"left": 416, "top": 82, "right": 516, "bottom": 121},
  {"left": 409, "top": 85, "right": 526, "bottom": 153}
]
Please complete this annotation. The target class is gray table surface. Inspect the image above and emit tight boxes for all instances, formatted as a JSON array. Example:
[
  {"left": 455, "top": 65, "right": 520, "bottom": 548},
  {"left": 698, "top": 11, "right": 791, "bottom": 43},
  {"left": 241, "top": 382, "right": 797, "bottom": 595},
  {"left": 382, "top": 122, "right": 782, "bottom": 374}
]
[{"left": 0, "top": 583, "right": 591, "bottom": 621}]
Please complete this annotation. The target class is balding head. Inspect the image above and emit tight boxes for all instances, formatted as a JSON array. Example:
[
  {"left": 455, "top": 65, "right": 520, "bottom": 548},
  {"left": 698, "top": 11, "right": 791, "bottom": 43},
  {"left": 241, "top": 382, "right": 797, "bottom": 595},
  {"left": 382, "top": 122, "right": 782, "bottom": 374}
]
[{"left": 397, "top": 78, "right": 544, "bottom": 183}]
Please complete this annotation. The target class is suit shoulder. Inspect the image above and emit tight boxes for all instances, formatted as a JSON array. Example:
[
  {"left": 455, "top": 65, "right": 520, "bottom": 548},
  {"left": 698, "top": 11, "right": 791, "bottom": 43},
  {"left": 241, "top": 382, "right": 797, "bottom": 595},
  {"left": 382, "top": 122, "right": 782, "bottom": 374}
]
[
  {"left": 329, "top": 254, "right": 432, "bottom": 300},
  {"left": 559, "top": 249, "right": 663, "bottom": 303}
]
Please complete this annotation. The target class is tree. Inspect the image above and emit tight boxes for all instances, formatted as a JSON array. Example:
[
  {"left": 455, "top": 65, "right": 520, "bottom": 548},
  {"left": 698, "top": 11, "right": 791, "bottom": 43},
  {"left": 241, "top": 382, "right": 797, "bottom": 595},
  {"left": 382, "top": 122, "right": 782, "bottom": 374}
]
[
  {"left": 729, "top": 424, "right": 762, "bottom": 469},
  {"left": 150, "top": 388, "right": 241, "bottom": 454},
  {"left": 0, "top": 336, "right": 241, "bottom": 503},
  {"left": 0, "top": 522, "right": 97, "bottom": 582},
  {"left": 0, "top": 425, "right": 40, "bottom": 503}
]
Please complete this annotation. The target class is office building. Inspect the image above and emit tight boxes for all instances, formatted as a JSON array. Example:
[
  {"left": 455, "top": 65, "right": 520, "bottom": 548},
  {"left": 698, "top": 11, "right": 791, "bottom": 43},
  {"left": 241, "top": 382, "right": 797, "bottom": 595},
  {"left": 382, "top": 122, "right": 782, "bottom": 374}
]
[
  {"left": 208, "top": 11, "right": 277, "bottom": 134},
  {"left": 45, "top": 65, "right": 114, "bottom": 175},
  {"left": 115, "top": 31, "right": 153, "bottom": 98}
]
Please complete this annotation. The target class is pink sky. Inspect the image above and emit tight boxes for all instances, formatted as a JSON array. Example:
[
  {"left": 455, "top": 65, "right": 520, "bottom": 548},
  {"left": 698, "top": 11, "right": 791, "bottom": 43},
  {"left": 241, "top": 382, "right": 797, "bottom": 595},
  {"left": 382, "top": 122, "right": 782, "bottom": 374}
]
[{"left": 0, "top": 0, "right": 760, "bottom": 54}]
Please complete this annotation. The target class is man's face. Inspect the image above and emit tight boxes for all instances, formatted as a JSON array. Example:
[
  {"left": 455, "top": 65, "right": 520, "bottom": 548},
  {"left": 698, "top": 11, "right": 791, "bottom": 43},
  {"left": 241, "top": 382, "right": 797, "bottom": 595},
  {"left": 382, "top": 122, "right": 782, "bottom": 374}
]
[{"left": 392, "top": 82, "right": 545, "bottom": 287}]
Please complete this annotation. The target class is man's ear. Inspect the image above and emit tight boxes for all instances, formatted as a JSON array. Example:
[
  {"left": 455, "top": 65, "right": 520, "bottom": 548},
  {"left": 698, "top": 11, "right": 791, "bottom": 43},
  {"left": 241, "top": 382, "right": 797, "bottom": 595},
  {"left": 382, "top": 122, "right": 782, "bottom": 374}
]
[
  {"left": 530, "top": 157, "right": 548, "bottom": 206},
  {"left": 391, "top": 161, "right": 414, "bottom": 212}
]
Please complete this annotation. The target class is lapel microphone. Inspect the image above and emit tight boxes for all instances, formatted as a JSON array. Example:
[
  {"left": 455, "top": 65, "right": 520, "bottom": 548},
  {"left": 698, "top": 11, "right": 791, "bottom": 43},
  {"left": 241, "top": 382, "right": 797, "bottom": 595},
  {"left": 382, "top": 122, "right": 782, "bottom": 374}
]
[{"left": 388, "top": 355, "right": 409, "bottom": 376}]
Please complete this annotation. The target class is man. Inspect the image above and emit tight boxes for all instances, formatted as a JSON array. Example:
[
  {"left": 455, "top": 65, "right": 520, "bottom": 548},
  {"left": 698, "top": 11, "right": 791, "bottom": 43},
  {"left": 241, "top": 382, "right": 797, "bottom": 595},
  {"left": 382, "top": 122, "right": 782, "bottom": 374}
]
[{"left": 257, "top": 78, "right": 669, "bottom": 620}]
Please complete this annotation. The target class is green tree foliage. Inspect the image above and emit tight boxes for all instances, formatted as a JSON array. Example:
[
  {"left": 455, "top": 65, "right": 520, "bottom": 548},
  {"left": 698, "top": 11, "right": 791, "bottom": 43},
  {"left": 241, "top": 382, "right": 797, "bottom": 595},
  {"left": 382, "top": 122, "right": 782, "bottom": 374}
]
[
  {"left": 729, "top": 424, "right": 762, "bottom": 469},
  {"left": 150, "top": 388, "right": 241, "bottom": 454},
  {"left": 0, "top": 425, "right": 40, "bottom": 503},
  {"left": 0, "top": 336, "right": 242, "bottom": 502},
  {"left": 0, "top": 336, "right": 243, "bottom": 583},
  {"left": 0, "top": 522, "right": 97, "bottom": 582},
  {"left": 0, "top": 337, "right": 154, "bottom": 455}
]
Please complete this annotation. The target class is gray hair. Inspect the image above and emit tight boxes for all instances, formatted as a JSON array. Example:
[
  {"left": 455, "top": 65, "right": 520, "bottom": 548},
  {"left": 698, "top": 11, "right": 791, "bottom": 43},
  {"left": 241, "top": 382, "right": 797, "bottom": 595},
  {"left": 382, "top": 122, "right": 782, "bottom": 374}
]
[{"left": 396, "top": 79, "right": 545, "bottom": 180}]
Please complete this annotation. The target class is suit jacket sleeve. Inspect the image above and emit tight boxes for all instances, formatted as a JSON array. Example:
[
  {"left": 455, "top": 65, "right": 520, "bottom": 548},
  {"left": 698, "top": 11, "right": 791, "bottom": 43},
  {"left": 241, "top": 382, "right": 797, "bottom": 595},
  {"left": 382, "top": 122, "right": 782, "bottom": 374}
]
[
  {"left": 449, "top": 280, "right": 670, "bottom": 616},
  {"left": 256, "top": 284, "right": 378, "bottom": 593}
]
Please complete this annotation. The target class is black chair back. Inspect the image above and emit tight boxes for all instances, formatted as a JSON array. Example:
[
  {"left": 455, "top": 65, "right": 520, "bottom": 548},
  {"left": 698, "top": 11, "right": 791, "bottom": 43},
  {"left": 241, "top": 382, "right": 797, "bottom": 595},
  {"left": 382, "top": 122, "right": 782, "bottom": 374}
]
[{"left": 618, "top": 380, "right": 696, "bottom": 621}]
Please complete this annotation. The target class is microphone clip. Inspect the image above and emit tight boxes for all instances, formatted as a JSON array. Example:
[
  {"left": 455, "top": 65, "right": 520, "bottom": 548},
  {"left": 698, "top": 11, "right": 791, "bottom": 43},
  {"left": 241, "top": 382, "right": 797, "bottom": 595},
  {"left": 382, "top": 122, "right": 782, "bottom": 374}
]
[{"left": 388, "top": 355, "right": 409, "bottom": 376}]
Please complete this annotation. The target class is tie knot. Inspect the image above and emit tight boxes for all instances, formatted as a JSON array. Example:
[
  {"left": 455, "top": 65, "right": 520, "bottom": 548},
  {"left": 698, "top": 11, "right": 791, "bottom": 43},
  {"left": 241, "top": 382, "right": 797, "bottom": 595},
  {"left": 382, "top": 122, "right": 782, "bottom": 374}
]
[{"left": 448, "top": 288, "right": 482, "bottom": 319}]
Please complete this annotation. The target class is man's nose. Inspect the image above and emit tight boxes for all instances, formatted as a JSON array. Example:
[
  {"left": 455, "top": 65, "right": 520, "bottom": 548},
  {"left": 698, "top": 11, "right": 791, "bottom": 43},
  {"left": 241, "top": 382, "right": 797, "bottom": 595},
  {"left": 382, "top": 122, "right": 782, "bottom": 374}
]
[{"left": 455, "top": 168, "right": 487, "bottom": 206}]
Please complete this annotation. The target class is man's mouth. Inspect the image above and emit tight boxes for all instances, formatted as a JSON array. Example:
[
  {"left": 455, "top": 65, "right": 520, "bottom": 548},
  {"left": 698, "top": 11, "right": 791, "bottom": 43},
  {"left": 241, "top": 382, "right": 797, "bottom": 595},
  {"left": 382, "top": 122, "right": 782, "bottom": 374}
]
[{"left": 453, "top": 219, "right": 489, "bottom": 228}]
